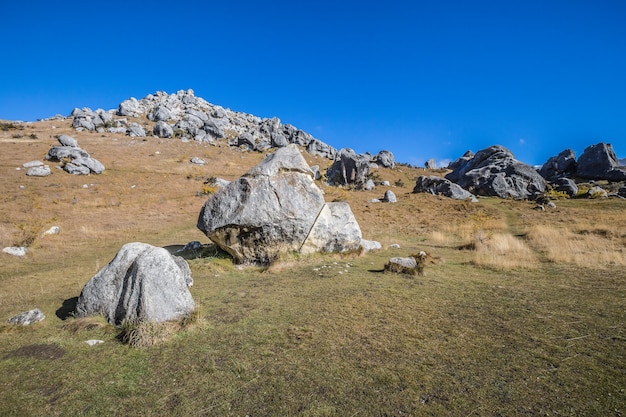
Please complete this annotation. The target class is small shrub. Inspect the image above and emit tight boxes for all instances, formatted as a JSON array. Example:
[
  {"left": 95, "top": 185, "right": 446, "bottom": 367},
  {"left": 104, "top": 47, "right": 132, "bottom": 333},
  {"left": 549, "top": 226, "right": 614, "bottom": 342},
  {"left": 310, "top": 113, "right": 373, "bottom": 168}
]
[
  {"left": 394, "top": 179, "right": 405, "bottom": 187},
  {"left": 11, "top": 133, "right": 23, "bottom": 139},
  {"left": 0, "top": 121, "right": 18, "bottom": 131},
  {"left": 543, "top": 189, "right": 570, "bottom": 200},
  {"left": 29, "top": 133, "right": 38, "bottom": 139}
]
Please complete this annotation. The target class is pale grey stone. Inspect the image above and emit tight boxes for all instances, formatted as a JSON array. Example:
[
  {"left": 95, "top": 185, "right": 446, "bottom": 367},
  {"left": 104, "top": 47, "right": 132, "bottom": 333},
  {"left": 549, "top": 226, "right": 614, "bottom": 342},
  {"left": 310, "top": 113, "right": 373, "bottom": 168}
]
[
  {"left": 8, "top": 308, "right": 44, "bottom": 325},
  {"left": 3, "top": 247, "right": 28, "bottom": 257},
  {"left": 26, "top": 165, "right": 51, "bottom": 177},
  {"left": 58, "top": 134, "right": 78, "bottom": 147}
]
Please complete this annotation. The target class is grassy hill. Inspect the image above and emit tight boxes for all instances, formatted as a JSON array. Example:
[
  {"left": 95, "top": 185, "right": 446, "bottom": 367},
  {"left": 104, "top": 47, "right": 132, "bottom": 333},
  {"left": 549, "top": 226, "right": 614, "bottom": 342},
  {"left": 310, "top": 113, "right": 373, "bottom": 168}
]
[{"left": 1, "top": 118, "right": 624, "bottom": 416}]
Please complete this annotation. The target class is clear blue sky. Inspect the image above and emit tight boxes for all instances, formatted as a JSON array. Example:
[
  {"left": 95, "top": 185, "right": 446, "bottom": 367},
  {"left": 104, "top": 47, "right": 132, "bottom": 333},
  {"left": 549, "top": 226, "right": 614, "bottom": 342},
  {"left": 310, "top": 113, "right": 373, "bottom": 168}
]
[{"left": 1, "top": 0, "right": 625, "bottom": 166}]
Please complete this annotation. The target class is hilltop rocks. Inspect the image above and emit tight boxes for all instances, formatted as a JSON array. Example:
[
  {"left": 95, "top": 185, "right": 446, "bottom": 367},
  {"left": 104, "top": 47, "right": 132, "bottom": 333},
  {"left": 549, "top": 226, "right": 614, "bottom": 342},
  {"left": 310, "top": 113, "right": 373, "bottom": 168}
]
[
  {"left": 75, "top": 242, "right": 194, "bottom": 325},
  {"left": 413, "top": 175, "right": 478, "bottom": 201},
  {"left": 445, "top": 145, "right": 546, "bottom": 199},
  {"left": 538, "top": 149, "right": 577, "bottom": 181},
  {"left": 197, "top": 144, "right": 363, "bottom": 265},
  {"left": 576, "top": 143, "right": 626, "bottom": 181},
  {"left": 375, "top": 150, "right": 395, "bottom": 168}
]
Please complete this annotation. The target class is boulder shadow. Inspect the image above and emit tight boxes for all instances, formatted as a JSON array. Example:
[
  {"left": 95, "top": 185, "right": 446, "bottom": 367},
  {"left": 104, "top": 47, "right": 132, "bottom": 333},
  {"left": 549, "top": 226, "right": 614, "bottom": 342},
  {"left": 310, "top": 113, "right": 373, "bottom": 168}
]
[
  {"left": 163, "top": 242, "right": 230, "bottom": 260},
  {"left": 56, "top": 296, "right": 78, "bottom": 320}
]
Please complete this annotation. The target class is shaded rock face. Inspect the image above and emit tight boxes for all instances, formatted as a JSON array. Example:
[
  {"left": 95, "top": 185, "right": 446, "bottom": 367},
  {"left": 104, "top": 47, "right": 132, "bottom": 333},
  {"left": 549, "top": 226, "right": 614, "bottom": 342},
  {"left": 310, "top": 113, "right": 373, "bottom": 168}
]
[
  {"left": 576, "top": 143, "right": 626, "bottom": 181},
  {"left": 447, "top": 150, "right": 474, "bottom": 170},
  {"left": 445, "top": 145, "right": 546, "bottom": 199},
  {"left": 539, "top": 149, "right": 577, "bottom": 181},
  {"left": 75, "top": 242, "right": 194, "bottom": 325},
  {"left": 413, "top": 175, "right": 478, "bottom": 201},
  {"left": 326, "top": 148, "right": 371, "bottom": 186},
  {"left": 553, "top": 177, "right": 578, "bottom": 197},
  {"left": 197, "top": 145, "right": 362, "bottom": 265}
]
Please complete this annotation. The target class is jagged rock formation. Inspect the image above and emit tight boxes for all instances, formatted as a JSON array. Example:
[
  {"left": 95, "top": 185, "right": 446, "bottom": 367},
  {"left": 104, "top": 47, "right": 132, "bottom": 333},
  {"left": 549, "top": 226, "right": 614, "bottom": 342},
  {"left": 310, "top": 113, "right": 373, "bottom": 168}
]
[
  {"left": 326, "top": 148, "right": 372, "bottom": 186},
  {"left": 75, "top": 242, "right": 194, "bottom": 325},
  {"left": 45, "top": 135, "right": 104, "bottom": 175},
  {"left": 576, "top": 143, "right": 626, "bottom": 181},
  {"left": 538, "top": 149, "right": 577, "bottom": 182},
  {"left": 70, "top": 89, "right": 338, "bottom": 159},
  {"left": 413, "top": 175, "right": 478, "bottom": 201},
  {"left": 445, "top": 145, "right": 546, "bottom": 200},
  {"left": 197, "top": 145, "right": 363, "bottom": 265}
]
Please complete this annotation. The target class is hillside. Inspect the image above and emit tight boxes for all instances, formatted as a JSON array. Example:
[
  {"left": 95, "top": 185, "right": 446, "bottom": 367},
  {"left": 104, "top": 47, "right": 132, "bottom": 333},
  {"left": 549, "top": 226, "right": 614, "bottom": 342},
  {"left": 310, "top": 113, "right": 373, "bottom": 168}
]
[{"left": 0, "top": 114, "right": 625, "bottom": 416}]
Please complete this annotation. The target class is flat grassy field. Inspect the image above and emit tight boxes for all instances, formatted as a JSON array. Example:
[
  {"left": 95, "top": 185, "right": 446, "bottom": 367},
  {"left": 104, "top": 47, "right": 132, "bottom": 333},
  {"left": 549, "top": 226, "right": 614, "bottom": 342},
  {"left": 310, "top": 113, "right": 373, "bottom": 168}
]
[{"left": 1, "top": 119, "right": 624, "bottom": 416}]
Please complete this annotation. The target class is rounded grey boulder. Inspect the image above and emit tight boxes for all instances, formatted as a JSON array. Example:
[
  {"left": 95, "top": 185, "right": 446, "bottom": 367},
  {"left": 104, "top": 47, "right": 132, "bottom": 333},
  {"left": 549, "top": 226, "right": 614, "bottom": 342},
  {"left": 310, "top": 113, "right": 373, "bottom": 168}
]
[{"left": 75, "top": 242, "right": 194, "bottom": 325}]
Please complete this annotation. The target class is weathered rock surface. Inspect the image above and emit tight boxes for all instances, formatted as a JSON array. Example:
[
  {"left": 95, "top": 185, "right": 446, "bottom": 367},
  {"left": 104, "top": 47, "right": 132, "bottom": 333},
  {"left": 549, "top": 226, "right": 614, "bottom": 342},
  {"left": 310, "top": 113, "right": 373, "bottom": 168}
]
[
  {"left": 375, "top": 150, "right": 395, "bottom": 168},
  {"left": 445, "top": 145, "right": 546, "bottom": 199},
  {"left": 576, "top": 143, "right": 626, "bottom": 181},
  {"left": 553, "top": 177, "right": 578, "bottom": 197},
  {"left": 75, "top": 242, "right": 194, "bottom": 325},
  {"left": 3, "top": 246, "right": 28, "bottom": 257},
  {"left": 413, "top": 175, "right": 478, "bottom": 201},
  {"left": 384, "top": 256, "right": 423, "bottom": 275},
  {"left": 383, "top": 190, "right": 397, "bottom": 203},
  {"left": 425, "top": 158, "right": 437, "bottom": 170},
  {"left": 8, "top": 309, "right": 45, "bottom": 326},
  {"left": 360, "top": 239, "right": 382, "bottom": 252},
  {"left": 26, "top": 165, "right": 51, "bottom": 177},
  {"left": 57, "top": 134, "right": 79, "bottom": 147},
  {"left": 539, "top": 149, "right": 577, "bottom": 181},
  {"left": 197, "top": 145, "right": 363, "bottom": 264},
  {"left": 300, "top": 202, "right": 362, "bottom": 254},
  {"left": 326, "top": 148, "right": 372, "bottom": 186}
]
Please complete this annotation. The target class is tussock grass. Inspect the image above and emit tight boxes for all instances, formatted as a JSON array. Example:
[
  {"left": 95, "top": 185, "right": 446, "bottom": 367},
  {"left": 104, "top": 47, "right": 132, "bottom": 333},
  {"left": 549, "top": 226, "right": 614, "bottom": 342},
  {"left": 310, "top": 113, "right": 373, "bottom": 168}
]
[
  {"left": 527, "top": 224, "right": 626, "bottom": 267},
  {"left": 0, "top": 118, "right": 625, "bottom": 416},
  {"left": 469, "top": 232, "right": 538, "bottom": 270}
]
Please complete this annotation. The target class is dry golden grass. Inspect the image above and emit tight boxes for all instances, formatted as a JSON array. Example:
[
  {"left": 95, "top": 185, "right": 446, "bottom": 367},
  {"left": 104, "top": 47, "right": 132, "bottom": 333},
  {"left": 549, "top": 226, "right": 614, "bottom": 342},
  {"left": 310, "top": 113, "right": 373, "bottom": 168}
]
[
  {"left": 527, "top": 224, "right": 626, "bottom": 267},
  {"left": 1, "top": 118, "right": 625, "bottom": 416}
]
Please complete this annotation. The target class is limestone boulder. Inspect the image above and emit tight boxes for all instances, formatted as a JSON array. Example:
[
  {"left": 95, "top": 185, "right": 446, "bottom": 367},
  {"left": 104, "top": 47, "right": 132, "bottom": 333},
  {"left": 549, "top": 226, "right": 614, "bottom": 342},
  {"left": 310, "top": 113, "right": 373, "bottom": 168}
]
[
  {"left": 576, "top": 143, "right": 626, "bottom": 181},
  {"left": 75, "top": 242, "right": 194, "bottom": 325},
  {"left": 445, "top": 145, "right": 546, "bottom": 199},
  {"left": 413, "top": 175, "right": 478, "bottom": 201},
  {"left": 197, "top": 144, "right": 363, "bottom": 264},
  {"left": 326, "top": 148, "right": 371, "bottom": 186},
  {"left": 539, "top": 149, "right": 577, "bottom": 181},
  {"left": 375, "top": 150, "right": 395, "bottom": 168}
]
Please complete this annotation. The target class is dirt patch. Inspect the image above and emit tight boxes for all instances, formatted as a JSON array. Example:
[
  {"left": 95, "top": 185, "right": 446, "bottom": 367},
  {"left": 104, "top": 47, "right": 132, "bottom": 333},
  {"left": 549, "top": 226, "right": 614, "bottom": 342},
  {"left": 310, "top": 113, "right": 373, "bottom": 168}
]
[{"left": 4, "top": 343, "right": 66, "bottom": 360}]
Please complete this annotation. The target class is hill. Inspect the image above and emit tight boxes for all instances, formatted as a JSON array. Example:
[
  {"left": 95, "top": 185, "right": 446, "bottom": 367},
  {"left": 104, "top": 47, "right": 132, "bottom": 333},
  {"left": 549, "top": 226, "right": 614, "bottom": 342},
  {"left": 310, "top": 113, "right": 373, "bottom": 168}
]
[{"left": 0, "top": 114, "right": 625, "bottom": 416}]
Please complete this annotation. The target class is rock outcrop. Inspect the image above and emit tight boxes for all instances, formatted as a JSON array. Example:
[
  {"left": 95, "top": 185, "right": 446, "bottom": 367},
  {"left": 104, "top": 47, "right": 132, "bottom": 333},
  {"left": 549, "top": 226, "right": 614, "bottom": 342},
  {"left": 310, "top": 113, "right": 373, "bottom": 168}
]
[
  {"left": 197, "top": 145, "right": 363, "bottom": 265},
  {"left": 538, "top": 149, "right": 577, "bottom": 181},
  {"left": 445, "top": 145, "right": 546, "bottom": 199},
  {"left": 45, "top": 135, "right": 104, "bottom": 175},
  {"left": 413, "top": 175, "right": 478, "bottom": 201},
  {"left": 576, "top": 143, "right": 626, "bottom": 181},
  {"left": 326, "top": 148, "right": 372, "bottom": 186},
  {"left": 75, "top": 242, "right": 194, "bottom": 325}
]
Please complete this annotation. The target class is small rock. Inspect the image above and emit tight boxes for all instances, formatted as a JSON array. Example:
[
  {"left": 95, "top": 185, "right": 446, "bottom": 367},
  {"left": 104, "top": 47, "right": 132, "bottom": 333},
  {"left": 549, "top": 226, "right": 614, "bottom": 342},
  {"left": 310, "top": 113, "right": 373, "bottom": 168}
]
[
  {"left": 190, "top": 157, "right": 207, "bottom": 165},
  {"left": 26, "top": 165, "right": 51, "bottom": 177},
  {"left": 8, "top": 308, "right": 45, "bottom": 325},
  {"left": 22, "top": 160, "right": 44, "bottom": 168},
  {"left": 360, "top": 239, "right": 382, "bottom": 252},
  {"left": 57, "top": 134, "right": 78, "bottom": 147},
  {"left": 85, "top": 340, "right": 104, "bottom": 346},
  {"left": 43, "top": 226, "right": 60, "bottom": 236},
  {"left": 383, "top": 190, "right": 397, "bottom": 203},
  {"left": 3, "top": 247, "right": 28, "bottom": 257},
  {"left": 389, "top": 243, "right": 401, "bottom": 249}
]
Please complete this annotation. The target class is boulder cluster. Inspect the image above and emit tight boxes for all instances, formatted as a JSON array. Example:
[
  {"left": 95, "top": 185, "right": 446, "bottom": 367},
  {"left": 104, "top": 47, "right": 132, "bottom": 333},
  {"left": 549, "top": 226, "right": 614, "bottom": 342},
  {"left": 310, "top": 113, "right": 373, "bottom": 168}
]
[
  {"left": 22, "top": 134, "right": 104, "bottom": 177},
  {"left": 71, "top": 89, "right": 339, "bottom": 159},
  {"left": 539, "top": 143, "right": 626, "bottom": 184}
]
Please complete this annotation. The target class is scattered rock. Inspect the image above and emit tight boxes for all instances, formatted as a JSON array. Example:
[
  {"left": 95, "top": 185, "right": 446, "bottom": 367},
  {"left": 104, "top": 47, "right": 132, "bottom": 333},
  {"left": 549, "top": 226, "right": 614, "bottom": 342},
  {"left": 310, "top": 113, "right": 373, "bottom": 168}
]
[
  {"left": 22, "top": 160, "right": 43, "bottom": 168},
  {"left": 190, "top": 157, "right": 207, "bottom": 165},
  {"left": 57, "top": 134, "right": 79, "bottom": 147},
  {"left": 576, "top": 142, "right": 626, "bottom": 181},
  {"left": 26, "top": 165, "right": 51, "bottom": 177},
  {"left": 553, "top": 177, "right": 578, "bottom": 197},
  {"left": 384, "top": 254, "right": 426, "bottom": 276},
  {"left": 360, "top": 239, "right": 382, "bottom": 252},
  {"left": 85, "top": 340, "right": 104, "bottom": 346},
  {"left": 364, "top": 179, "right": 375, "bottom": 191},
  {"left": 75, "top": 242, "right": 194, "bottom": 325},
  {"left": 585, "top": 185, "right": 608, "bottom": 199},
  {"left": 8, "top": 308, "right": 45, "bottom": 326},
  {"left": 383, "top": 190, "right": 397, "bottom": 203},
  {"left": 3, "top": 247, "right": 28, "bottom": 257},
  {"left": 43, "top": 226, "right": 60, "bottom": 236},
  {"left": 413, "top": 175, "right": 478, "bottom": 201},
  {"left": 538, "top": 149, "right": 577, "bottom": 181},
  {"left": 326, "top": 148, "right": 371, "bottom": 186},
  {"left": 389, "top": 243, "right": 401, "bottom": 249},
  {"left": 153, "top": 121, "right": 174, "bottom": 138},
  {"left": 445, "top": 145, "right": 546, "bottom": 199},
  {"left": 375, "top": 150, "right": 395, "bottom": 168},
  {"left": 425, "top": 158, "right": 437, "bottom": 169}
]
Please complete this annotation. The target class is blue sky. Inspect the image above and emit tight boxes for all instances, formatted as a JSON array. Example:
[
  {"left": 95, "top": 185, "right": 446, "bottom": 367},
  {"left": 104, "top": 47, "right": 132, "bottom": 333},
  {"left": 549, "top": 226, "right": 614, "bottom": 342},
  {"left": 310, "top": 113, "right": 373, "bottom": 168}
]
[{"left": 1, "top": 0, "right": 625, "bottom": 166}]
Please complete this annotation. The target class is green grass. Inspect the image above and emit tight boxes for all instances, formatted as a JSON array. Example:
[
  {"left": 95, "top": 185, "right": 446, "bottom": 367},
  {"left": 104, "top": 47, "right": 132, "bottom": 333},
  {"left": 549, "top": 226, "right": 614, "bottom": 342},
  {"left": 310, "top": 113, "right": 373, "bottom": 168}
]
[{"left": 1, "top": 243, "right": 624, "bottom": 416}]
